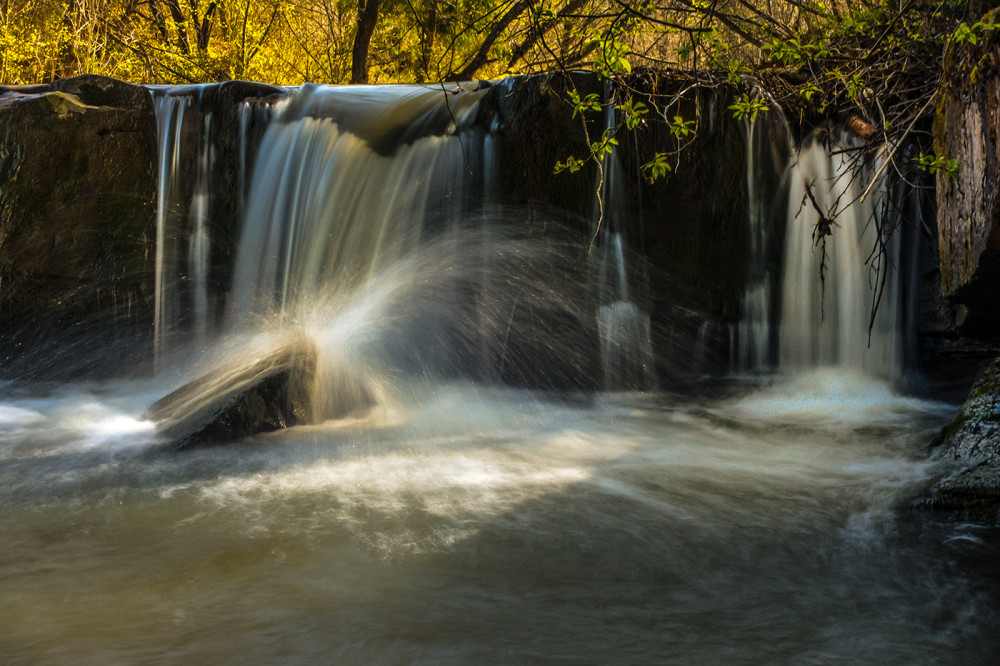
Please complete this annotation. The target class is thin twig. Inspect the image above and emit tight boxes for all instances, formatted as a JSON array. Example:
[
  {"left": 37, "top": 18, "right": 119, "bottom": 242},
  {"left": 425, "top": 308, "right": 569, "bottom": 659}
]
[{"left": 859, "top": 95, "right": 933, "bottom": 203}]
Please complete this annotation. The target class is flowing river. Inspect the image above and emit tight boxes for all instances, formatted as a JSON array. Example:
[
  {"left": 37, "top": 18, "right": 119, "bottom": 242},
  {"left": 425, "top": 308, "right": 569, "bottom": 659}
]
[
  {"left": 2, "top": 371, "right": 998, "bottom": 663},
  {"left": 3, "top": 81, "right": 997, "bottom": 663}
]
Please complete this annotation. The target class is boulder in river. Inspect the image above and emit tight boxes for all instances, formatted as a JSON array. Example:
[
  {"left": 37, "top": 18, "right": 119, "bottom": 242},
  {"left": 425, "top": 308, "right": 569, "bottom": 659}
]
[
  {"left": 147, "top": 338, "right": 319, "bottom": 449},
  {"left": 924, "top": 356, "right": 1000, "bottom": 520}
]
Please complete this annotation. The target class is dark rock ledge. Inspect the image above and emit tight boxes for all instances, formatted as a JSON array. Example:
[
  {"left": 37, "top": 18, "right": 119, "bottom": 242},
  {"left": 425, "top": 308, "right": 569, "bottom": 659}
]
[{"left": 921, "top": 357, "right": 1000, "bottom": 521}]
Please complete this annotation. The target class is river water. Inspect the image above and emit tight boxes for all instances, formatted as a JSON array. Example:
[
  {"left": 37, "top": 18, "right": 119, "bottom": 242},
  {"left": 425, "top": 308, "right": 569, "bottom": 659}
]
[
  {"left": 3, "top": 81, "right": 995, "bottom": 663},
  {"left": 2, "top": 370, "right": 998, "bottom": 663}
]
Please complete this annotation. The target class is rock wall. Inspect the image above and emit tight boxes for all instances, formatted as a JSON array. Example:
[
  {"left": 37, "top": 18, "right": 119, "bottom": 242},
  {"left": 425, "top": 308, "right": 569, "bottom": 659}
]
[
  {"left": 924, "top": 357, "right": 1000, "bottom": 521},
  {"left": 483, "top": 71, "right": 752, "bottom": 385},
  {"left": 0, "top": 75, "right": 157, "bottom": 378}
]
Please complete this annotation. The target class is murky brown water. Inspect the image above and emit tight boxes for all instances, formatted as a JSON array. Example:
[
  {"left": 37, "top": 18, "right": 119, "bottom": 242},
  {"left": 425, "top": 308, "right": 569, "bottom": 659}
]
[{"left": 2, "top": 370, "right": 998, "bottom": 664}]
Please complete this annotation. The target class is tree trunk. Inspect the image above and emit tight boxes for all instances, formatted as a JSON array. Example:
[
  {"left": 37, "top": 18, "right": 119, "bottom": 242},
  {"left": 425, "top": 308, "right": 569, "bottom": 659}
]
[
  {"left": 195, "top": 1, "right": 218, "bottom": 52},
  {"left": 419, "top": 0, "right": 437, "bottom": 82},
  {"left": 351, "top": 0, "right": 383, "bottom": 84},
  {"left": 163, "top": 0, "right": 190, "bottom": 54},
  {"left": 447, "top": 0, "right": 530, "bottom": 81}
]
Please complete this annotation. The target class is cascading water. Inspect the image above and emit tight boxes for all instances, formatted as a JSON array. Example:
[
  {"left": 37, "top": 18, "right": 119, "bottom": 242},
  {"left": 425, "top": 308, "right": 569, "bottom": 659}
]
[
  {"left": 152, "top": 88, "right": 216, "bottom": 367},
  {"left": 736, "top": 107, "right": 793, "bottom": 372},
  {"left": 4, "top": 78, "right": 998, "bottom": 663},
  {"left": 593, "top": 85, "right": 655, "bottom": 390},
  {"left": 230, "top": 84, "right": 486, "bottom": 318},
  {"left": 226, "top": 84, "right": 502, "bottom": 417},
  {"left": 779, "top": 128, "right": 905, "bottom": 379}
]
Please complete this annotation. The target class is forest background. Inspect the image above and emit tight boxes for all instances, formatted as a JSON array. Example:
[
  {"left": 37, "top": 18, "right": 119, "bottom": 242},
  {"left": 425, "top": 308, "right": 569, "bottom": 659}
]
[{"left": 0, "top": 1, "right": 993, "bottom": 171}]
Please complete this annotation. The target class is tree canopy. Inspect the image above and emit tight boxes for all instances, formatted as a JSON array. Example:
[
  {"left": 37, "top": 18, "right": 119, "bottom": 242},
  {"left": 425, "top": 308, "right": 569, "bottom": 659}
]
[
  {"left": 0, "top": 1, "right": 986, "bottom": 88},
  {"left": 0, "top": 1, "right": 991, "bottom": 184}
]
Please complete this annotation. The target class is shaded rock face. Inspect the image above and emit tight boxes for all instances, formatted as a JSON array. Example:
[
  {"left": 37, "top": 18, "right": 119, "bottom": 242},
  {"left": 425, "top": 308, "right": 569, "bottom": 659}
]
[
  {"left": 934, "top": 9, "right": 1000, "bottom": 333},
  {"left": 0, "top": 75, "right": 157, "bottom": 378},
  {"left": 924, "top": 356, "right": 1000, "bottom": 521},
  {"left": 145, "top": 338, "right": 347, "bottom": 448},
  {"left": 481, "top": 71, "right": 751, "bottom": 386}
]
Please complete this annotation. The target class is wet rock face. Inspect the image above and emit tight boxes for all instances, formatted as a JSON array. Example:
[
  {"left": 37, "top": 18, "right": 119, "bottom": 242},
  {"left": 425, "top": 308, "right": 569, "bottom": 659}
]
[
  {"left": 925, "top": 356, "right": 1000, "bottom": 521},
  {"left": 482, "top": 71, "right": 751, "bottom": 384},
  {"left": 0, "top": 75, "right": 158, "bottom": 378},
  {"left": 934, "top": 9, "right": 1000, "bottom": 332},
  {"left": 146, "top": 339, "right": 321, "bottom": 449}
]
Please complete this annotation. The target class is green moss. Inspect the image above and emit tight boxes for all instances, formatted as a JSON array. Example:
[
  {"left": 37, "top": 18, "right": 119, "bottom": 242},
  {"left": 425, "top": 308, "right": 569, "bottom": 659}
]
[
  {"left": 932, "top": 413, "right": 968, "bottom": 448},
  {"left": 44, "top": 92, "right": 89, "bottom": 118}
]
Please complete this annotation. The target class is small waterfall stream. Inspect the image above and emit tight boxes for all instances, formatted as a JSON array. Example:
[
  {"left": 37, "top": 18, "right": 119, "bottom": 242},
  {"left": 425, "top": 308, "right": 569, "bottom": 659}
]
[
  {"left": 779, "top": 128, "right": 905, "bottom": 379},
  {"left": 736, "top": 108, "right": 793, "bottom": 372},
  {"left": 593, "top": 85, "right": 655, "bottom": 390},
  {"left": 3, "top": 79, "right": 995, "bottom": 664},
  {"left": 152, "top": 88, "right": 216, "bottom": 367}
]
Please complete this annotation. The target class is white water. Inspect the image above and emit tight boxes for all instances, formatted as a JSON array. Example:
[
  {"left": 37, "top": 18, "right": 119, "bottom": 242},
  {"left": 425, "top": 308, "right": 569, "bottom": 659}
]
[
  {"left": 3, "top": 371, "right": 997, "bottom": 663},
  {"left": 780, "top": 129, "right": 903, "bottom": 378},
  {"left": 1, "top": 84, "right": 986, "bottom": 662},
  {"left": 230, "top": 86, "right": 484, "bottom": 319}
]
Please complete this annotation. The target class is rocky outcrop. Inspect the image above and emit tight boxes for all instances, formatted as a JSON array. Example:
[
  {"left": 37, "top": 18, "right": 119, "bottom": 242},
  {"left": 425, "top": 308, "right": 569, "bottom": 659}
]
[
  {"left": 924, "top": 356, "right": 1000, "bottom": 521},
  {"left": 482, "top": 71, "right": 752, "bottom": 385},
  {"left": 146, "top": 338, "right": 319, "bottom": 448},
  {"left": 934, "top": 8, "right": 1000, "bottom": 334},
  {"left": 0, "top": 75, "right": 157, "bottom": 378}
]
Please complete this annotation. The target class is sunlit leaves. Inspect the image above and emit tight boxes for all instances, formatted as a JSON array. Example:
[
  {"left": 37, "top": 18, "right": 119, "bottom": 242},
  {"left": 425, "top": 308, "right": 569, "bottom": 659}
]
[
  {"left": 914, "top": 153, "right": 962, "bottom": 178},
  {"left": 726, "top": 60, "right": 750, "bottom": 83},
  {"left": 669, "top": 115, "right": 694, "bottom": 138},
  {"left": 642, "top": 153, "right": 671, "bottom": 181},
  {"left": 800, "top": 81, "right": 822, "bottom": 101},
  {"left": 728, "top": 94, "right": 769, "bottom": 121},
  {"left": 618, "top": 96, "right": 648, "bottom": 130},
  {"left": 554, "top": 155, "right": 585, "bottom": 174},
  {"left": 591, "top": 33, "right": 632, "bottom": 78},
  {"left": 568, "top": 90, "right": 601, "bottom": 118},
  {"left": 952, "top": 20, "right": 999, "bottom": 46},
  {"left": 590, "top": 128, "right": 618, "bottom": 160}
]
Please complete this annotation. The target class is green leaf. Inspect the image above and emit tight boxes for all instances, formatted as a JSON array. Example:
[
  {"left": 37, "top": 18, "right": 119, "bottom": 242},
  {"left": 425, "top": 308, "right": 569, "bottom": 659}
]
[{"left": 642, "top": 153, "right": 672, "bottom": 181}]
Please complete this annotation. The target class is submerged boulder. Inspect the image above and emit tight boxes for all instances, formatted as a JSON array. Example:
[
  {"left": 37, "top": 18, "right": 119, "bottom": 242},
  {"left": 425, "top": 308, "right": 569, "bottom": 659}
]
[
  {"left": 147, "top": 339, "right": 318, "bottom": 448},
  {"left": 924, "top": 356, "right": 1000, "bottom": 520}
]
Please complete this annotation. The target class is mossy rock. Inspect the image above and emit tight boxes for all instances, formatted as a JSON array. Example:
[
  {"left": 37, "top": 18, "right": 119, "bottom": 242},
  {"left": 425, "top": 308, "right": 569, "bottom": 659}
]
[{"left": 923, "top": 356, "right": 1000, "bottom": 521}]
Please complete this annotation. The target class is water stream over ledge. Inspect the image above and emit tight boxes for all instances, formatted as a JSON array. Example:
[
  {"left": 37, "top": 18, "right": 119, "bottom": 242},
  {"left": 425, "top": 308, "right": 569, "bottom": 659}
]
[{"left": 1, "top": 79, "right": 994, "bottom": 662}]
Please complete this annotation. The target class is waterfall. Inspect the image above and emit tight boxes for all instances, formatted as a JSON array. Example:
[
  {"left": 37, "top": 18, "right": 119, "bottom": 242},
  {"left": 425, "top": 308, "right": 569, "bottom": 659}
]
[
  {"left": 593, "top": 85, "right": 655, "bottom": 390},
  {"left": 149, "top": 80, "right": 923, "bottom": 397},
  {"left": 779, "top": 128, "right": 904, "bottom": 379},
  {"left": 736, "top": 109, "right": 793, "bottom": 372},
  {"left": 152, "top": 87, "right": 216, "bottom": 367},
  {"left": 226, "top": 84, "right": 494, "bottom": 415},
  {"left": 230, "top": 85, "right": 485, "bottom": 319}
]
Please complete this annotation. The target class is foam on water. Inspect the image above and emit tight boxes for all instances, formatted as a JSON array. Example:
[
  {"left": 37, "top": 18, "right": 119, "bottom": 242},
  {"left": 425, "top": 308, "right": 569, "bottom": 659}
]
[
  {"left": 2, "top": 375, "right": 997, "bottom": 663},
  {"left": 729, "top": 368, "right": 954, "bottom": 426}
]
